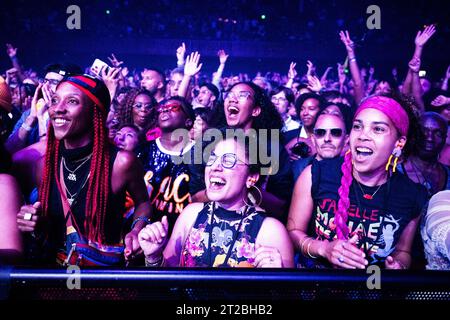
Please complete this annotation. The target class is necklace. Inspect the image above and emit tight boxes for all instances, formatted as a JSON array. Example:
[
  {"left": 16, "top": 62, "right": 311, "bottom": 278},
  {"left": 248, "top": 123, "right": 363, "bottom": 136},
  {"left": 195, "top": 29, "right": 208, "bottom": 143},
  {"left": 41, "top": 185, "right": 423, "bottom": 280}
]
[
  {"left": 409, "top": 159, "right": 436, "bottom": 195},
  {"left": 355, "top": 180, "right": 383, "bottom": 200},
  {"left": 64, "top": 172, "right": 91, "bottom": 206},
  {"left": 62, "top": 154, "right": 92, "bottom": 182}
]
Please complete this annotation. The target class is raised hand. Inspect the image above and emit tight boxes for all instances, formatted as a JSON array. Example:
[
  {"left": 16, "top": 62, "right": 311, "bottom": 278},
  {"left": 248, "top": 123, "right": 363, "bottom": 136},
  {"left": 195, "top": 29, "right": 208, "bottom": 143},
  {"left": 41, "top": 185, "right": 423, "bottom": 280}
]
[
  {"left": 6, "top": 43, "right": 17, "bottom": 58},
  {"left": 184, "top": 51, "right": 203, "bottom": 77},
  {"left": 138, "top": 216, "right": 169, "bottom": 259},
  {"left": 307, "top": 75, "right": 323, "bottom": 93},
  {"left": 339, "top": 30, "right": 355, "bottom": 54},
  {"left": 415, "top": 24, "right": 436, "bottom": 48},
  {"left": 107, "top": 53, "right": 124, "bottom": 68},
  {"left": 288, "top": 62, "right": 297, "bottom": 79},
  {"left": 445, "top": 65, "right": 450, "bottom": 80},
  {"left": 101, "top": 67, "right": 122, "bottom": 99},
  {"left": 218, "top": 49, "right": 229, "bottom": 65},
  {"left": 176, "top": 42, "right": 186, "bottom": 64},
  {"left": 431, "top": 95, "right": 450, "bottom": 107},
  {"left": 306, "top": 60, "right": 316, "bottom": 77}
]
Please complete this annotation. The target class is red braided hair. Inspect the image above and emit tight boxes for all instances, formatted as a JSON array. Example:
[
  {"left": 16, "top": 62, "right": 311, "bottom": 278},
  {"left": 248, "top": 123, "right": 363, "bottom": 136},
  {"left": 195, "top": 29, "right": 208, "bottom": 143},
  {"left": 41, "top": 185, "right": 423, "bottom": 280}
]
[{"left": 39, "top": 106, "right": 110, "bottom": 245}]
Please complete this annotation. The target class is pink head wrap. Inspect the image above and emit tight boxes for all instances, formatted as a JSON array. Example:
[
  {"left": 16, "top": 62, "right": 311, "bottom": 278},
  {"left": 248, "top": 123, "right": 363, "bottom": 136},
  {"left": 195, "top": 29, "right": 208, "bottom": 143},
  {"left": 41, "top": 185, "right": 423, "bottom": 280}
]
[{"left": 354, "top": 96, "right": 409, "bottom": 137}]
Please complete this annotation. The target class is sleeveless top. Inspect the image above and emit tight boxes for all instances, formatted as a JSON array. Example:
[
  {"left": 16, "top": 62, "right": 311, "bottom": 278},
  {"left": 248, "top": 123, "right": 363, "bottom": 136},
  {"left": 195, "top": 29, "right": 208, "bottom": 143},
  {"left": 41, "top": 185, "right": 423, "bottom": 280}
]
[
  {"left": 181, "top": 202, "right": 266, "bottom": 268},
  {"left": 43, "top": 143, "right": 126, "bottom": 262},
  {"left": 304, "top": 157, "right": 428, "bottom": 268}
]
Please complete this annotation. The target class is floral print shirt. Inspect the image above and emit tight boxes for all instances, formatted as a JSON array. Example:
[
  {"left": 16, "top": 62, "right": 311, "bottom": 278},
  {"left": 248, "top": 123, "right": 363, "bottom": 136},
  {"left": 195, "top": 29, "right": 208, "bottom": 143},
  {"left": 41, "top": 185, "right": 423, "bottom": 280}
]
[{"left": 181, "top": 202, "right": 266, "bottom": 268}]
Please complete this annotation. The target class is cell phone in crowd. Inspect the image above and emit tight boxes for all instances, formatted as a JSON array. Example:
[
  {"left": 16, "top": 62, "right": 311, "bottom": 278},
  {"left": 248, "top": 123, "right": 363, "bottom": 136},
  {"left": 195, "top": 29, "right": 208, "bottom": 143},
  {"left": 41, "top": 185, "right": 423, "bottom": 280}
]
[
  {"left": 90, "top": 59, "right": 111, "bottom": 78},
  {"left": 419, "top": 70, "right": 427, "bottom": 77}
]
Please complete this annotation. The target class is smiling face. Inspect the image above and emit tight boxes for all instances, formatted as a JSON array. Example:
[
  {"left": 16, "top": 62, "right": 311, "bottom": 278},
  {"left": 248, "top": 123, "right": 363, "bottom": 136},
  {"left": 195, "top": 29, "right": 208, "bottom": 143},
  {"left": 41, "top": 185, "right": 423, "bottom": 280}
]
[
  {"left": 312, "top": 114, "right": 348, "bottom": 160},
  {"left": 300, "top": 98, "right": 320, "bottom": 129},
  {"left": 224, "top": 83, "right": 261, "bottom": 131},
  {"left": 49, "top": 82, "right": 94, "bottom": 147},
  {"left": 350, "top": 108, "right": 405, "bottom": 175},
  {"left": 132, "top": 93, "right": 153, "bottom": 129},
  {"left": 206, "top": 139, "right": 258, "bottom": 209}
]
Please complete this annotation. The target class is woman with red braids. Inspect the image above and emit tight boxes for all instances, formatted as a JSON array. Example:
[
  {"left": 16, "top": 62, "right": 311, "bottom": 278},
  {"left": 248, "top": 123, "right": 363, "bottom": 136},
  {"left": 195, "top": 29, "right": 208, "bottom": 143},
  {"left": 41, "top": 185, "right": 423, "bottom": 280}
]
[
  {"left": 287, "top": 95, "right": 428, "bottom": 269},
  {"left": 15, "top": 74, "right": 151, "bottom": 265}
]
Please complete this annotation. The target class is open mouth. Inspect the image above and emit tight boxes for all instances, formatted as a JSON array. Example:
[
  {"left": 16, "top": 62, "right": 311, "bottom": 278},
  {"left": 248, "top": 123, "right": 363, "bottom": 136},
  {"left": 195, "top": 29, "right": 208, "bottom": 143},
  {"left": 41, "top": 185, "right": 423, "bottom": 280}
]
[
  {"left": 227, "top": 105, "right": 240, "bottom": 116},
  {"left": 355, "top": 146, "right": 374, "bottom": 158},
  {"left": 52, "top": 117, "right": 69, "bottom": 127},
  {"left": 209, "top": 176, "right": 227, "bottom": 191}
]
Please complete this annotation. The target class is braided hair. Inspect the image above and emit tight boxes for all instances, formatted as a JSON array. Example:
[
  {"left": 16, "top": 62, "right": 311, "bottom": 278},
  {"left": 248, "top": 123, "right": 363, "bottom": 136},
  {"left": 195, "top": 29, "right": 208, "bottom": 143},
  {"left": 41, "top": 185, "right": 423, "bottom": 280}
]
[
  {"left": 334, "top": 94, "right": 418, "bottom": 240},
  {"left": 39, "top": 75, "right": 111, "bottom": 244}
]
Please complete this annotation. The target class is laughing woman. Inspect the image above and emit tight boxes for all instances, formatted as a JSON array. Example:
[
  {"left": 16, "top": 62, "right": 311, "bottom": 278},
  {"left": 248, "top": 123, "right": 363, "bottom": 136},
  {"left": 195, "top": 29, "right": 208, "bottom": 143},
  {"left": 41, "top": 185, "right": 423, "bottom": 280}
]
[
  {"left": 15, "top": 75, "right": 151, "bottom": 265},
  {"left": 287, "top": 95, "right": 428, "bottom": 269},
  {"left": 138, "top": 137, "right": 294, "bottom": 268}
]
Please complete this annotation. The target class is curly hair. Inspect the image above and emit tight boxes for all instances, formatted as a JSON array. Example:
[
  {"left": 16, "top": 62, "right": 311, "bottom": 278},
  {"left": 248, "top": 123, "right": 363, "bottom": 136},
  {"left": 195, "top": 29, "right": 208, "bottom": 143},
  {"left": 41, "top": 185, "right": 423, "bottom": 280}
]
[{"left": 117, "top": 88, "right": 157, "bottom": 133}]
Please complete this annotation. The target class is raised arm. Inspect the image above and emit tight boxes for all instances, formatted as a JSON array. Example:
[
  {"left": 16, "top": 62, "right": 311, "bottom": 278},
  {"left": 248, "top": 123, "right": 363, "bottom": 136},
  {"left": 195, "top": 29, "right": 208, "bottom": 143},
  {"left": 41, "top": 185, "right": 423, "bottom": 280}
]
[
  {"left": 404, "top": 25, "right": 436, "bottom": 112},
  {"left": 285, "top": 62, "right": 297, "bottom": 89},
  {"left": 212, "top": 49, "right": 229, "bottom": 89},
  {"left": 176, "top": 42, "right": 186, "bottom": 68},
  {"left": 339, "top": 31, "right": 364, "bottom": 105},
  {"left": 178, "top": 51, "right": 202, "bottom": 99},
  {"left": 6, "top": 44, "right": 25, "bottom": 82}
]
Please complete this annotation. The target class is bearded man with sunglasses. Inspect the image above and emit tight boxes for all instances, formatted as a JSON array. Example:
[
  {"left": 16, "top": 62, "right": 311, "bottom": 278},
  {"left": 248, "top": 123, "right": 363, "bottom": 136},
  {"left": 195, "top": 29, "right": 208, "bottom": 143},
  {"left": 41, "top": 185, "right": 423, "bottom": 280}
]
[{"left": 292, "top": 113, "right": 349, "bottom": 182}]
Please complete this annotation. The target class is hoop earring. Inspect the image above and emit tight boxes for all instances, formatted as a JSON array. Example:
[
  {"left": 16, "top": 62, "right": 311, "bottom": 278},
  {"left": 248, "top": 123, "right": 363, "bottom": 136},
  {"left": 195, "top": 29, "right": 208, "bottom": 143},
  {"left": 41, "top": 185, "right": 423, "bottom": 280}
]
[
  {"left": 385, "top": 144, "right": 402, "bottom": 173},
  {"left": 244, "top": 185, "right": 263, "bottom": 207}
]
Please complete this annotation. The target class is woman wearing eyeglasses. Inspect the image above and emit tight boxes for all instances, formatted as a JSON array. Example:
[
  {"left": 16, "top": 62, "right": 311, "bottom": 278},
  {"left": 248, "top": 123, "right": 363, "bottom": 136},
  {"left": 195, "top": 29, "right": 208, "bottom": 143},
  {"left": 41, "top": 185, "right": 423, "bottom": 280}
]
[
  {"left": 116, "top": 88, "right": 158, "bottom": 139},
  {"left": 287, "top": 95, "right": 428, "bottom": 269},
  {"left": 138, "top": 136, "right": 294, "bottom": 268}
]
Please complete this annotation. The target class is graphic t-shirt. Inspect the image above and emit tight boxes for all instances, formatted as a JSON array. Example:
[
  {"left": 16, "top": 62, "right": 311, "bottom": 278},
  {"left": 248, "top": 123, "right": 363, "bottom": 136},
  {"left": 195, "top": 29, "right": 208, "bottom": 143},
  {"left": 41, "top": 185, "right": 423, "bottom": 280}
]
[
  {"left": 181, "top": 202, "right": 266, "bottom": 268},
  {"left": 306, "top": 157, "right": 428, "bottom": 268},
  {"left": 137, "top": 138, "right": 194, "bottom": 233}
]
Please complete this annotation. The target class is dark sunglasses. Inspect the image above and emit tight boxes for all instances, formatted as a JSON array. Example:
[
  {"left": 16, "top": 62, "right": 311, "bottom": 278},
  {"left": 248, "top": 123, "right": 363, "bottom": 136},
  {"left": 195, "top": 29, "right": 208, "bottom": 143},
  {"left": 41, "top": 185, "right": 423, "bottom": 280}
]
[{"left": 313, "top": 128, "right": 343, "bottom": 138}]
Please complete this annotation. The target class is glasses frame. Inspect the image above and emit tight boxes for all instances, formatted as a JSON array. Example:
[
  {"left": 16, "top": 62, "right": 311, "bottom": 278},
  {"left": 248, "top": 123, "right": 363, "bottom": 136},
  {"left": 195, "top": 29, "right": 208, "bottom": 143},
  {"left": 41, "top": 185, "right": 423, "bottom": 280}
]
[{"left": 206, "top": 153, "right": 249, "bottom": 169}]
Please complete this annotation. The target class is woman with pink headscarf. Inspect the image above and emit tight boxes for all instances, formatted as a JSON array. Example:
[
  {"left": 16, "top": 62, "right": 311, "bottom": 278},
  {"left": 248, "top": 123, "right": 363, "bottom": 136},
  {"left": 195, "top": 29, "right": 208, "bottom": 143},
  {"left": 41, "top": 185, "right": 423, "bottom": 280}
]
[{"left": 287, "top": 95, "right": 428, "bottom": 269}]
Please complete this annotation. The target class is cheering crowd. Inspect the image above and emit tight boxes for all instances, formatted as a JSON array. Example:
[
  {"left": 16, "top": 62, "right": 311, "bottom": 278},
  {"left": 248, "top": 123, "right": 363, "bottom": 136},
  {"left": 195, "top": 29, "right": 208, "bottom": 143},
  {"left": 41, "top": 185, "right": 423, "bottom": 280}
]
[{"left": 0, "top": 24, "right": 449, "bottom": 270}]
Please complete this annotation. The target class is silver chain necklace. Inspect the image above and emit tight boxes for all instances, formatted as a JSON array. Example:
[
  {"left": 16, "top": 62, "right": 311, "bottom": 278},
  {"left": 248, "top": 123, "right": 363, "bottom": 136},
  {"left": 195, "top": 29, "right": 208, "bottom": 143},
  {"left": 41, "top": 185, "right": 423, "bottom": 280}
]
[
  {"left": 62, "top": 154, "right": 92, "bottom": 182},
  {"left": 64, "top": 172, "right": 91, "bottom": 206}
]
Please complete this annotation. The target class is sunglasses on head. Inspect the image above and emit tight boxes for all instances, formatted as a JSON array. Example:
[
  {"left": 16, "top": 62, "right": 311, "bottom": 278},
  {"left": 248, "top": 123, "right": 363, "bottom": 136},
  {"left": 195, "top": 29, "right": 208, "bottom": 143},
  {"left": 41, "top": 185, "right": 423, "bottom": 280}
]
[{"left": 313, "top": 128, "right": 343, "bottom": 138}]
